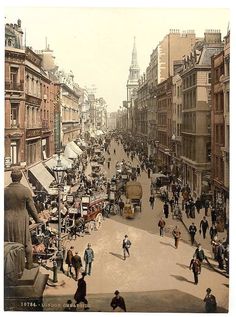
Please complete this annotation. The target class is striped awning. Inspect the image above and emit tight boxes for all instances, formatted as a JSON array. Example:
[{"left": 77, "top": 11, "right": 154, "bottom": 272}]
[{"left": 29, "top": 162, "right": 55, "bottom": 193}]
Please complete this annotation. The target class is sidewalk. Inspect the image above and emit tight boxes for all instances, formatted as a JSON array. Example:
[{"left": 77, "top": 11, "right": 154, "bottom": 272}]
[{"left": 42, "top": 289, "right": 228, "bottom": 312}]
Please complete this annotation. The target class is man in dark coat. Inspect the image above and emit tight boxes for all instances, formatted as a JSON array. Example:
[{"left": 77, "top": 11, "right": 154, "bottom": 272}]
[
  {"left": 204, "top": 288, "right": 217, "bottom": 313},
  {"left": 149, "top": 194, "right": 155, "bottom": 209},
  {"left": 65, "top": 246, "right": 74, "bottom": 277},
  {"left": 110, "top": 290, "right": 126, "bottom": 312},
  {"left": 4, "top": 168, "right": 43, "bottom": 270},
  {"left": 199, "top": 216, "right": 209, "bottom": 239},
  {"left": 74, "top": 272, "right": 89, "bottom": 310},
  {"left": 188, "top": 222, "right": 197, "bottom": 246},
  {"left": 163, "top": 202, "right": 169, "bottom": 218},
  {"left": 194, "top": 244, "right": 206, "bottom": 273},
  {"left": 189, "top": 256, "right": 201, "bottom": 285},
  {"left": 72, "top": 251, "right": 83, "bottom": 280},
  {"left": 195, "top": 197, "right": 202, "bottom": 214}
]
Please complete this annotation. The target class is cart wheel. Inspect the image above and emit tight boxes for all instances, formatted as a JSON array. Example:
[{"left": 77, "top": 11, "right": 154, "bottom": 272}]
[{"left": 95, "top": 213, "right": 103, "bottom": 230}]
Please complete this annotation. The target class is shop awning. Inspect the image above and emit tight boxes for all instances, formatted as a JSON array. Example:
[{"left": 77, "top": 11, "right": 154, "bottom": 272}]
[
  {"left": 29, "top": 162, "right": 55, "bottom": 193},
  {"left": 44, "top": 155, "right": 73, "bottom": 170},
  {"left": 4, "top": 170, "right": 35, "bottom": 196},
  {"left": 69, "top": 141, "right": 83, "bottom": 155},
  {"left": 64, "top": 144, "right": 77, "bottom": 159}
]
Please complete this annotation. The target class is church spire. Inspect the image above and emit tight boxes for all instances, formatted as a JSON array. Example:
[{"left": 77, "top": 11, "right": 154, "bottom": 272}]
[
  {"left": 128, "top": 36, "right": 140, "bottom": 81},
  {"left": 131, "top": 36, "right": 138, "bottom": 67}
]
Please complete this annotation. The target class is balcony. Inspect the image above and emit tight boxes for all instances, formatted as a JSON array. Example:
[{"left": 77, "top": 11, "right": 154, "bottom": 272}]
[{"left": 5, "top": 81, "right": 24, "bottom": 91}]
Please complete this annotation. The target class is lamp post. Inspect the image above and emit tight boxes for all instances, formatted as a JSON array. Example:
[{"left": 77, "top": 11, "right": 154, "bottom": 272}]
[{"left": 52, "top": 153, "right": 67, "bottom": 260}]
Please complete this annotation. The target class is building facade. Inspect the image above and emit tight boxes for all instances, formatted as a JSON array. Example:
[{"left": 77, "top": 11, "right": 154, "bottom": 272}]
[
  {"left": 5, "top": 21, "right": 55, "bottom": 168},
  {"left": 181, "top": 30, "right": 223, "bottom": 196},
  {"left": 211, "top": 30, "right": 230, "bottom": 226},
  {"left": 5, "top": 21, "right": 25, "bottom": 168},
  {"left": 158, "top": 29, "right": 197, "bottom": 83}
]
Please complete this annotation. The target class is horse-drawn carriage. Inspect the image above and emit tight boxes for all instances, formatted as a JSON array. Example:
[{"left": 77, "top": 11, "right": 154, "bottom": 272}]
[
  {"left": 123, "top": 180, "right": 143, "bottom": 219},
  {"left": 150, "top": 173, "right": 170, "bottom": 200}
]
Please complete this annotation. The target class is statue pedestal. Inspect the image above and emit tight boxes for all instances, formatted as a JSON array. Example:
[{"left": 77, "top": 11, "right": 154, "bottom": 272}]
[{"left": 4, "top": 267, "right": 49, "bottom": 311}]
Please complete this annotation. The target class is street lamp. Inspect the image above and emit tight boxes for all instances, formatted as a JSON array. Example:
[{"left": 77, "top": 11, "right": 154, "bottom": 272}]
[
  {"left": 52, "top": 158, "right": 67, "bottom": 253},
  {"left": 51, "top": 154, "right": 67, "bottom": 283}
]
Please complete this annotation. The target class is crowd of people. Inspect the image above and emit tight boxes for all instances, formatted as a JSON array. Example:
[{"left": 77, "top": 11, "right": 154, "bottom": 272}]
[{"left": 11, "top": 130, "right": 228, "bottom": 312}]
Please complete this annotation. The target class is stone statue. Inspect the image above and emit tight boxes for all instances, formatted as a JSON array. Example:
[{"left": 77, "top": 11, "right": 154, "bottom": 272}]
[{"left": 4, "top": 168, "right": 43, "bottom": 270}]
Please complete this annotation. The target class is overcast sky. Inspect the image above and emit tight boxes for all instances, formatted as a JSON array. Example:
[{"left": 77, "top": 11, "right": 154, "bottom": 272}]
[{"left": 4, "top": 5, "right": 229, "bottom": 112}]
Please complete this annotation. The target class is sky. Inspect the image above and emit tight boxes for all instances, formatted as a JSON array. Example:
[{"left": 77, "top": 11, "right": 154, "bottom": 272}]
[{"left": 3, "top": 4, "right": 230, "bottom": 112}]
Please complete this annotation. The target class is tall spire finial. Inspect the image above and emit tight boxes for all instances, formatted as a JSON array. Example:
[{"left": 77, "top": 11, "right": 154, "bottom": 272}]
[{"left": 131, "top": 36, "right": 138, "bottom": 67}]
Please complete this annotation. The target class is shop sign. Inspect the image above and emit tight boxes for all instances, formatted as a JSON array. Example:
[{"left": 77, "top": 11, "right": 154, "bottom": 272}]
[
  {"left": 26, "top": 128, "right": 41, "bottom": 139},
  {"left": 5, "top": 157, "right": 11, "bottom": 168}
]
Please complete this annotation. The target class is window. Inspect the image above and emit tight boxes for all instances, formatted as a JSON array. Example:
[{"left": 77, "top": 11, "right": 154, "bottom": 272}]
[
  {"left": 10, "top": 67, "right": 18, "bottom": 83},
  {"left": 27, "top": 142, "right": 37, "bottom": 165},
  {"left": 208, "top": 72, "right": 212, "bottom": 84},
  {"left": 10, "top": 141, "right": 18, "bottom": 164},
  {"left": 10, "top": 104, "right": 19, "bottom": 126}
]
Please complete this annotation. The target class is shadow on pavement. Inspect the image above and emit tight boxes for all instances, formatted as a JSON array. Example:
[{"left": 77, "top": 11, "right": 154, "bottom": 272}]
[
  {"left": 109, "top": 252, "right": 124, "bottom": 261},
  {"left": 42, "top": 289, "right": 228, "bottom": 312},
  {"left": 159, "top": 241, "right": 176, "bottom": 249},
  {"left": 176, "top": 262, "right": 189, "bottom": 270},
  {"left": 170, "top": 274, "right": 194, "bottom": 284}
]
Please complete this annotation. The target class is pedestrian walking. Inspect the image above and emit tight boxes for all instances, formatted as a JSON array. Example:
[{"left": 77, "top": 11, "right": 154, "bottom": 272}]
[
  {"left": 163, "top": 201, "right": 169, "bottom": 218},
  {"left": 199, "top": 216, "right": 209, "bottom": 239},
  {"left": 203, "top": 288, "right": 217, "bottom": 313},
  {"left": 204, "top": 199, "right": 210, "bottom": 216},
  {"left": 189, "top": 255, "right": 201, "bottom": 285},
  {"left": 194, "top": 244, "right": 206, "bottom": 273},
  {"left": 119, "top": 200, "right": 125, "bottom": 215},
  {"left": 110, "top": 290, "right": 127, "bottom": 312},
  {"left": 172, "top": 226, "right": 181, "bottom": 249},
  {"left": 65, "top": 246, "right": 74, "bottom": 277},
  {"left": 216, "top": 240, "right": 225, "bottom": 270},
  {"left": 107, "top": 161, "right": 110, "bottom": 169},
  {"left": 122, "top": 235, "right": 131, "bottom": 260},
  {"left": 149, "top": 194, "right": 155, "bottom": 209},
  {"left": 158, "top": 217, "right": 166, "bottom": 237},
  {"left": 209, "top": 224, "right": 218, "bottom": 241},
  {"left": 195, "top": 197, "right": 202, "bottom": 214},
  {"left": 147, "top": 167, "right": 151, "bottom": 178},
  {"left": 114, "top": 148, "right": 116, "bottom": 155},
  {"left": 188, "top": 222, "right": 197, "bottom": 246},
  {"left": 211, "top": 207, "right": 217, "bottom": 224},
  {"left": 84, "top": 243, "right": 94, "bottom": 276},
  {"left": 74, "top": 272, "right": 89, "bottom": 310},
  {"left": 71, "top": 251, "right": 83, "bottom": 281}
]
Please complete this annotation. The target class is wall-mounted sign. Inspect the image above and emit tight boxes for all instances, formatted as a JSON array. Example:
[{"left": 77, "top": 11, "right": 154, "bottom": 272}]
[{"left": 26, "top": 128, "right": 41, "bottom": 139}]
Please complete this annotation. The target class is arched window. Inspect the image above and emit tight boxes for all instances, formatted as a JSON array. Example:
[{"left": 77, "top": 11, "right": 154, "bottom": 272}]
[{"left": 8, "top": 39, "right": 12, "bottom": 46}]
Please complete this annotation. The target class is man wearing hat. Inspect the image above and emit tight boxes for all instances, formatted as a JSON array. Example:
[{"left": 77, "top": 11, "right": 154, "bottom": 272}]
[
  {"left": 74, "top": 272, "right": 89, "bottom": 310},
  {"left": 4, "top": 168, "right": 43, "bottom": 270},
  {"left": 122, "top": 235, "right": 131, "bottom": 260},
  {"left": 72, "top": 251, "right": 83, "bottom": 280},
  {"left": 110, "top": 290, "right": 126, "bottom": 312},
  {"left": 83, "top": 243, "right": 94, "bottom": 276},
  {"left": 204, "top": 288, "right": 217, "bottom": 313}
]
